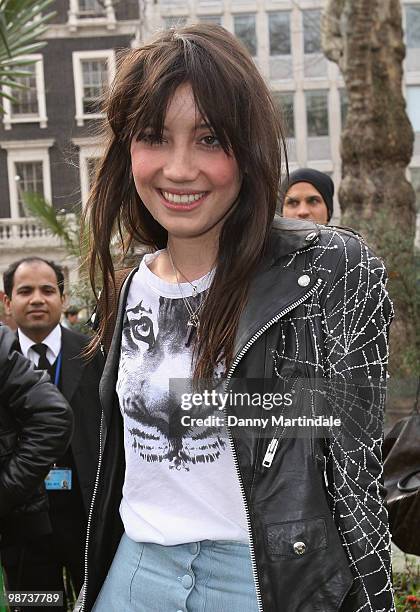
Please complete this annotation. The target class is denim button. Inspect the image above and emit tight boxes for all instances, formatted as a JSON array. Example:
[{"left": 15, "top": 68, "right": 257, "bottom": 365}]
[
  {"left": 189, "top": 542, "right": 199, "bottom": 555},
  {"left": 181, "top": 574, "right": 193, "bottom": 589}
]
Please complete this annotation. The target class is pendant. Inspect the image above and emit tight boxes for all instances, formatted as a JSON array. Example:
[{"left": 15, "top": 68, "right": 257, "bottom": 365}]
[
  {"left": 185, "top": 323, "right": 197, "bottom": 348},
  {"left": 187, "top": 314, "right": 200, "bottom": 328}
]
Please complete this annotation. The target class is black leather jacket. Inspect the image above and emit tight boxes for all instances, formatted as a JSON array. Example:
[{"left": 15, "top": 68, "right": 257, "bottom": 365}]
[
  {"left": 0, "top": 325, "right": 74, "bottom": 543},
  {"left": 81, "top": 218, "right": 395, "bottom": 612}
]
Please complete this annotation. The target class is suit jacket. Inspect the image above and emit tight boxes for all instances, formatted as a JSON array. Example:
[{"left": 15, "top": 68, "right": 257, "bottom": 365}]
[
  {"left": 16, "top": 326, "right": 104, "bottom": 516},
  {"left": 59, "top": 326, "right": 104, "bottom": 515}
]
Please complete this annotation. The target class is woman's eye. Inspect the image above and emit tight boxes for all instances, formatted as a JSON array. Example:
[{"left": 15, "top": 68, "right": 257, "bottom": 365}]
[
  {"left": 201, "top": 134, "right": 221, "bottom": 148},
  {"left": 139, "top": 134, "right": 164, "bottom": 146}
]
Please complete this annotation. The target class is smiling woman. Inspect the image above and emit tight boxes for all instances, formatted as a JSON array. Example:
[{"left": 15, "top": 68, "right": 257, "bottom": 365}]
[
  {"left": 87, "top": 24, "right": 285, "bottom": 382},
  {"left": 81, "top": 24, "right": 395, "bottom": 612},
  {"left": 130, "top": 83, "right": 242, "bottom": 245}
]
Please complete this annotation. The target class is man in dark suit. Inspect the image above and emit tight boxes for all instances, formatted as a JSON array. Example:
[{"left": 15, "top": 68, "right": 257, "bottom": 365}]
[{"left": 2, "top": 257, "right": 104, "bottom": 611}]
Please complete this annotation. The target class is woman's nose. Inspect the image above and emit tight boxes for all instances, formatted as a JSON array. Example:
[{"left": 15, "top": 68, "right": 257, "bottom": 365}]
[{"left": 163, "top": 145, "right": 199, "bottom": 183}]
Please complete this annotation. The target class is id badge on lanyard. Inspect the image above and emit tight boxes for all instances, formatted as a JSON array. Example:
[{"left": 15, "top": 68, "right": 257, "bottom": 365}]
[
  {"left": 45, "top": 466, "right": 72, "bottom": 490},
  {"left": 44, "top": 351, "right": 71, "bottom": 490}
]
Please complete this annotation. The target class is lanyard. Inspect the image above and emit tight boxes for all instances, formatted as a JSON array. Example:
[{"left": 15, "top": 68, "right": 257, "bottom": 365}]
[{"left": 54, "top": 351, "right": 62, "bottom": 387}]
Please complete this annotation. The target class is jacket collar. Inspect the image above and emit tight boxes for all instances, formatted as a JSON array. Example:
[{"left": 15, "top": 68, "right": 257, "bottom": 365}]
[
  {"left": 265, "top": 215, "right": 320, "bottom": 264},
  {"left": 233, "top": 217, "right": 321, "bottom": 360}
]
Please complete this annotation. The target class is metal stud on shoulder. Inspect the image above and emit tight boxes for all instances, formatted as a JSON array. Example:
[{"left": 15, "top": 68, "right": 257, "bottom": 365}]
[{"left": 298, "top": 274, "right": 311, "bottom": 287}]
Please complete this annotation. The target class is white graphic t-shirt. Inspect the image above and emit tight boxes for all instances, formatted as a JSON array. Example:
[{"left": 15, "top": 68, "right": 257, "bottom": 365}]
[{"left": 117, "top": 251, "right": 248, "bottom": 545}]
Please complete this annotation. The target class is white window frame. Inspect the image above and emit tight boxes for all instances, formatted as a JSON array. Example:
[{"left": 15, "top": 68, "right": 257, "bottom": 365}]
[
  {"left": 68, "top": 0, "right": 116, "bottom": 31},
  {"left": 72, "top": 137, "right": 104, "bottom": 205},
  {"left": 2, "top": 54, "right": 47, "bottom": 130},
  {"left": 0, "top": 139, "right": 54, "bottom": 219},
  {"left": 72, "top": 50, "right": 115, "bottom": 127}
]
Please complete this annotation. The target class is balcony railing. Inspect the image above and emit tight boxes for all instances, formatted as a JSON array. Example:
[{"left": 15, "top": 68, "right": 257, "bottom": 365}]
[{"left": 0, "top": 217, "right": 64, "bottom": 248}]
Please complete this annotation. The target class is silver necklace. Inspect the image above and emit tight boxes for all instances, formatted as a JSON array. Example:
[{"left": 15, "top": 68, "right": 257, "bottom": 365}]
[{"left": 167, "top": 247, "right": 206, "bottom": 329}]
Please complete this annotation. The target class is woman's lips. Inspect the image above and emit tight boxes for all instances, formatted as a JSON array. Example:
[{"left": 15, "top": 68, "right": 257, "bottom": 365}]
[{"left": 157, "top": 189, "right": 208, "bottom": 211}]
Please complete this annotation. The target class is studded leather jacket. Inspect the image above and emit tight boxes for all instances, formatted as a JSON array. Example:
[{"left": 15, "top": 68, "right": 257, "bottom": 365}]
[{"left": 80, "top": 218, "right": 395, "bottom": 612}]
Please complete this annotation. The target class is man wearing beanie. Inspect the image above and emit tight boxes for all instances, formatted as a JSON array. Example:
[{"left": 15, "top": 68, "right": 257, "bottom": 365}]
[{"left": 281, "top": 168, "right": 334, "bottom": 224}]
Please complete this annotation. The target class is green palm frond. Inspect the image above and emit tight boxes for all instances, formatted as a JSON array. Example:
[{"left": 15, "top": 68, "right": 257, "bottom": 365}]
[
  {"left": 0, "top": 0, "right": 54, "bottom": 89},
  {"left": 22, "top": 191, "right": 82, "bottom": 259}
]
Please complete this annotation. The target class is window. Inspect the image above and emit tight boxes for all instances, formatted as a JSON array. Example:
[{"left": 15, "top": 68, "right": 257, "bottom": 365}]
[
  {"left": 340, "top": 89, "right": 349, "bottom": 126},
  {"left": 303, "top": 10, "right": 321, "bottom": 54},
  {"left": 234, "top": 14, "right": 257, "bottom": 56},
  {"left": 72, "top": 137, "right": 104, "bottom": 205},
  {"left": 2, "top": 55, "right": 47, "bottom": 129},
  {"left": 0, "top": 139, "right": 53, "bottom": 218},
  {"left": 269, "top": 12, "right": 291, "bottom": 56},
  {"left": 411, "top": 168, "right": 420, "bottom": 213},
  {"left": 406, "top": 6, "right": 420, "bottom": 48},
  {"left": 78, "top": 0, "right": 105, "bottom": 17},
  {"left": 305, "top": 90, "right": 329, "bottom": 137},
  {"left": 81, "top": 59, "right": 107, "bottom": 114},
  {"left": 411, "top": 168, "right": 420, "bottom": 250},
  {"left": 407, "top": 86, "right": 420, "bottom": 132},
  {"left": 273, "top": 92, "right": 295, "bottom": 138},
  {"left": 198, "top": 15, "right": 222, "bottom": 25},
  {"left": 164, "top": 16, "right": 187, "bottom": 28},
  {"left": 11, "top": 65, "right": 38, "bottom": 115},
  {"left": 73, "top": 50, "right": 115, "bottom": 126},
  {"left": 68, "top": 0, "right": 115, "bottom": 30},
  {"left": 15, "top": 161, "right": 44, "bottom": 217}
]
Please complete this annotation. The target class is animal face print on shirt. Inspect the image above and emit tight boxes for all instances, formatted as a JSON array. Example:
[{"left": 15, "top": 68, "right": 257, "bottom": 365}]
[{"left": 117, "top": 294, "right": 226, "bottom": 471}]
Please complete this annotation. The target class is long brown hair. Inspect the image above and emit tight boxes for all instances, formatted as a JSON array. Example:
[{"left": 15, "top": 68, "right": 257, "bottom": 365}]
[{"left": 85, "top": 24, "right": 287, "bottom": 379}]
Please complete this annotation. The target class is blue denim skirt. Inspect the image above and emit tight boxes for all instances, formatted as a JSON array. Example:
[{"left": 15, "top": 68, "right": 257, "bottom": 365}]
[{"left": 92, "top": 532, "right": 259, "bottom": 612}]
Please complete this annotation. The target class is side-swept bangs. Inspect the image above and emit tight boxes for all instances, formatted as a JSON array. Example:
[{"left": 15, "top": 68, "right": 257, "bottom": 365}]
[{"left": 108, "top": 25, "right": 280, "bottom": 172}]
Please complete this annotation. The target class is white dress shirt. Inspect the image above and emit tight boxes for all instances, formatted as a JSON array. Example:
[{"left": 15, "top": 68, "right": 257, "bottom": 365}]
[{"left": 18, "top": 324, "right": 62, "bottom": 367}]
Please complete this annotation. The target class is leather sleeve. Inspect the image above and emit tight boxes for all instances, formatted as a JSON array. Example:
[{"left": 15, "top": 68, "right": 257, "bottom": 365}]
[
  {"left": 0, "top": 327, "right": 74, "bottom": 518},
  {"left": 321, "top": 235, "right": 395, "bottom": 611}
]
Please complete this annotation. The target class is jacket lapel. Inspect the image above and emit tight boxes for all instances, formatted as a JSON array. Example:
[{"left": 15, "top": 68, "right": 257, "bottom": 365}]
[
  {"left": 14, "top": 328, "right": 83, "bottom": 401},
  {"left": 233, "top": 266, "right": 320, "bottom": 359},
  {"left": 60, "top": 326, "right": 84, "bottom": 403}
]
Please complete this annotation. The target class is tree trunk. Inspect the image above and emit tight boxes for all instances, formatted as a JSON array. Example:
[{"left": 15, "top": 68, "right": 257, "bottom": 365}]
[{"left": 322, "top": 0, "right": 418, "bottom": 381}]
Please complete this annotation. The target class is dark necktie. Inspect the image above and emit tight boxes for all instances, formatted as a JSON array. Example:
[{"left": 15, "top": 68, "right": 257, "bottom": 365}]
[{"left": 32, "top": 343, "right": 51, "bottom": 372}]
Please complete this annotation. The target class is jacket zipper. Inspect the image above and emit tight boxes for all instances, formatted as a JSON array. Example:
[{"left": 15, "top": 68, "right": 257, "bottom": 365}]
[
  {"left": 79, "top": 410, "right": 104, "bottom": 612},
  {"left": 223, "top": 278, "right": 322, "bottom": 612}
]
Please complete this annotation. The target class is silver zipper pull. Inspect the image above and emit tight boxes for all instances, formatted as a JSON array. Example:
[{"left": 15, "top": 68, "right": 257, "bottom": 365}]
[{"left": 263, "top": 438, "right": 279, "bottom": 467}]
